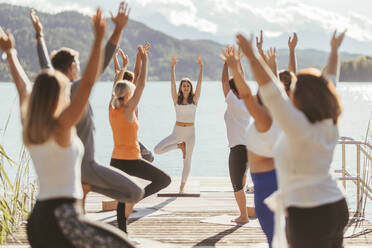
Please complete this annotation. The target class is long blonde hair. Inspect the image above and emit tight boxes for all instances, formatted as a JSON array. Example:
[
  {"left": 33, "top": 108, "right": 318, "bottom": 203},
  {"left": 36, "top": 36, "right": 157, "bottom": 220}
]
[
  {"left": 111, "top": 80, "right": 135, "bottom": 109},
  {"left": 23, "top": 70, "right": 68, "bottom": 145}
]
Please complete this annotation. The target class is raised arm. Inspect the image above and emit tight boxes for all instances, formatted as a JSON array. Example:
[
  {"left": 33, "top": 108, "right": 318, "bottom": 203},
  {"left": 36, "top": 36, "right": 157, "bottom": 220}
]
[
  {"left": 237, "top": 47, "right": 245, "bottom": 79},
  {"left": 221, "top": 61, "right": 230, "bottom": 98},
  {"left": 133, "top": 42, "right": 149, "bottom": 82},
  {"left": 114, "top": 47, "right": 128, "bottom": 83},
  {"left": 223, "top": 46, "right": 271, "bottom": 130},
  {"left": 30, "top": 10, "right": 52, "bottom": 69},
  {"left": 256, "top": 30, "right": 267, "bottom": 63},
  {"left": 0, "top": 28, "right": 31, "bottom": 115},
  {"left": 237, "top": 33, "right": 310, "bottom": 138},
  {"left": 113, "top": 47, "right": 121, "bottom": 74},
  {"left": 170, "top": 56, "right": 178, "bottom": 105},
  {"left": 193, "top": 55, "right": 203, "bottom": 104},
  {"left": 124, "top": 45, "right": 147, "bottom": 118},
  {"left": 288, "top": 32, "right": 298, "bottom": 74},
  {"left": 58, "top": 9, "right": 106, "bottom": 129},
  {"left": 325, "top": 30, "right": 346, "bottom": 86},
  {"left": 119, "top": 48, "right": 129, "bottom": 71},
  {"left": 97, "top": 1, "right": 130, "bottom": 76},
  {"left": 266, "top": 47, "right": 278, "bottom": 76}
]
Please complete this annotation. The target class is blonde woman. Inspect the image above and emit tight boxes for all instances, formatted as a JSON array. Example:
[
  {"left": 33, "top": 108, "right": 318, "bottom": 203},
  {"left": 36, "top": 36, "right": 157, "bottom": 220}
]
[
  {"left": 0, "top": 9, "right": 136, "bottom": 247},
  {"left": 113, "top": 44, "right": 154, "bottom": 162},
  {"left": 154, "top": 55, "right": 203, "bottom": 193},
  {"left": 109, "top": 45, "right": 171, "bottom": 233}
]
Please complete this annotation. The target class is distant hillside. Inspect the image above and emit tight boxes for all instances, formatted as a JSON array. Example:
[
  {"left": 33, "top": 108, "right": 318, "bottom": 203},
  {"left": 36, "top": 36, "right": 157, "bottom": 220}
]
[{"left": 0, "top": 4, "right": 370, "bottom": 82}]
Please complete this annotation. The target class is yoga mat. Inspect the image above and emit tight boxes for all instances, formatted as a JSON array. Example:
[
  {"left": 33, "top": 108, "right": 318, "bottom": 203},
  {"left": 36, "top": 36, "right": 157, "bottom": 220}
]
[{"left": 200, "top": 214, "right": 261, "bottom": 227}]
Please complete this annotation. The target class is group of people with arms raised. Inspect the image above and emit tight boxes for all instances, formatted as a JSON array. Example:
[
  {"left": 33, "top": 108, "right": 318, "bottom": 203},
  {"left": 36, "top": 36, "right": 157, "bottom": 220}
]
[{"left": 0, "top": 1, "right": 348, "bottom": 247}]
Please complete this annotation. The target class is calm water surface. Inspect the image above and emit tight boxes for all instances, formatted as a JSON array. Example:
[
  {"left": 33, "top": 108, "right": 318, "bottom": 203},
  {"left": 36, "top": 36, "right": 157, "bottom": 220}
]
[{"left": 1, "top": 81, "right": 372, "bottom": 217}]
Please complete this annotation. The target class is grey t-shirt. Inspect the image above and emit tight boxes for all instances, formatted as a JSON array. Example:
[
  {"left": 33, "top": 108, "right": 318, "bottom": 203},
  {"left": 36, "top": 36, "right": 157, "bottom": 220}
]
[
  {"left": 70, "top": 84, "right": 96, "bottom": 164},
  {"left": 37, "top": 39, "right": 116, "bottom": 165},
  {"left": 71, "top": 42, "right": 116, "bottom": 164}
]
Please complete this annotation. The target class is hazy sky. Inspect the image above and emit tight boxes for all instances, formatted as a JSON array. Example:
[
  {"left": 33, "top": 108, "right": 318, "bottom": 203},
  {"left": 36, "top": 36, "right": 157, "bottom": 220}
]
[{"left": 2, "top": 0, "right": 372, "bottom": 44}]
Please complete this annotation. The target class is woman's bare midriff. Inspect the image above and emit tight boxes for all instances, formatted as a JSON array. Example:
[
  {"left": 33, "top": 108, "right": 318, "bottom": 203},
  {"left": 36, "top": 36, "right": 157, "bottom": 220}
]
[{"left": 248, "top": 150, "right": 275, "bottom": 173}]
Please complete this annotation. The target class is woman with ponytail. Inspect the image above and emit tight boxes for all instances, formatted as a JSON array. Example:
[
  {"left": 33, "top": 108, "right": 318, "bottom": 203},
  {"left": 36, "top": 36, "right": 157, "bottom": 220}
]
[{"left": 109, "top": 45, "right": 171, "bottom": 233}]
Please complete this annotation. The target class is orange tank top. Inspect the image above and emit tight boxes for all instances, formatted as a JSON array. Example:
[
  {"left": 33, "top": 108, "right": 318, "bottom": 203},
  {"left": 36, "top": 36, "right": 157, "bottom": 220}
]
[{"left": 109, "top": 105, "right": 141, "bottom": 160}]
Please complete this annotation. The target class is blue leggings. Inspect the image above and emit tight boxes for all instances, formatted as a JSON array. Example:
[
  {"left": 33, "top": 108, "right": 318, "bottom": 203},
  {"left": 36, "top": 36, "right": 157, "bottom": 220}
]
[{"left": 251, "top": 170, "right": 278, "bottom": 248}]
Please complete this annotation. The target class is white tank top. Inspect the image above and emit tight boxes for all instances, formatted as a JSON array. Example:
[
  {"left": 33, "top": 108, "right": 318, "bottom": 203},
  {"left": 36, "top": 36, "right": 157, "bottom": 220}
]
[
  {"left": 28, "top": 135, "right": 84, "bottom": 200},
  {"left": 246, "top": 120, "right": 281, "bottom": 157},
  {"left": 175, "top": 104, "right": 197, "bottom": 123}
]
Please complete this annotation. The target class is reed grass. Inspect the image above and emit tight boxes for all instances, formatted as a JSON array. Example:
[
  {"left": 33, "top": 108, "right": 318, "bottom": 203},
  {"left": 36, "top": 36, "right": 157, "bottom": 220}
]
[{"left": 0, "top": 109, "right": 36, "bottom": 244}]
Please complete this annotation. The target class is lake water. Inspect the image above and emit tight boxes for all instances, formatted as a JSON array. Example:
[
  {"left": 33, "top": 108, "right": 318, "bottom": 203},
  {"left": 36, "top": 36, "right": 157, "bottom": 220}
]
[{"left": 1, "top": 81, "right": 372, "bottom": 217}]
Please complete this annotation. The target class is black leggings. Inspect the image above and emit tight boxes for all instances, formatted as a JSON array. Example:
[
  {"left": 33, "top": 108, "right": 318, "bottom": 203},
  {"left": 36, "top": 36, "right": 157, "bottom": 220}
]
[
  {"left": 228, "top": 145, "right": 248, "bottom": 192},
  {"left": 27, "top": 198, "right": 135, "bottom": 248},
  {"left": 286, "top": 198, "right": 349, "bottom": 248},
  {"left": 110, "top": 158, "right": 171, "bottom": 230}
]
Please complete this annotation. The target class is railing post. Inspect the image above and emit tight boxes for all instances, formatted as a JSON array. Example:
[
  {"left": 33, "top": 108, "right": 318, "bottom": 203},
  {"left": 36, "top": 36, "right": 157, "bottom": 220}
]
[
  {"left": 356, "top": 144, "right": 361, "bottom": 214},
  {"left": 342, "top": 143, "right": 346, "bottom": 189}
]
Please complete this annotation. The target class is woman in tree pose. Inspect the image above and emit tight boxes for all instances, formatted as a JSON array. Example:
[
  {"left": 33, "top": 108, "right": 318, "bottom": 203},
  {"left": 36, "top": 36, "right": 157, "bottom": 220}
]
[
  {"left": 154, "top": 55, "right": 203, "bottom": 193},
  {"left": 237, "top": 30, "right": 348, "bottom": 248},
  {"left": 223, "top": 45, "right": 279, "bottom": 247},
  {"left": 221, "top": 49, "right": 256, "bottom": 223},
  {"left": 109, "top": 45, "right": 171, "bottom": 233},
  {"left": 113, "top": 44, "right": 154, "bottom": 162},
  {"left": 30, "top": 2, "right": 144, "bottom": 215},
  {"left": 0, "top": 9, "right": 135, "bottom": 247}
]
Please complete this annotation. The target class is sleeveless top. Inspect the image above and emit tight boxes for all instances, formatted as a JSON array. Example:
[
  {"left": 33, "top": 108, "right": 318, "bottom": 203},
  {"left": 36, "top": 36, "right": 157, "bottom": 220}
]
[
  {"left": 224, "top": 90, "right": 251, "bottom": 147},
  {"left": 109, "top": 106, "right": 141, "bottom": 160},
  {"left": 246, "top": 120, "right": 281, "bottom": 157},
  {"left": 28, "top": 134, "right": 84, "bottom": 200},
  {"left": 175, "top": 104, "right": 197, "bottom": 123}
]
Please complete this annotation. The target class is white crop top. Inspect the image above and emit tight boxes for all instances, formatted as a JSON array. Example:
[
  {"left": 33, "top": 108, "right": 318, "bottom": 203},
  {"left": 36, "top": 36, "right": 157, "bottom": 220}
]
[
  {"left": 28, "top": 135, "right": 84, "bottom": 200},
  {"left": 175, "top": 104, "right": 197, "bottom": 123},
  {"left": 246, "top": 120, "right": 281, "bottom": 157}
]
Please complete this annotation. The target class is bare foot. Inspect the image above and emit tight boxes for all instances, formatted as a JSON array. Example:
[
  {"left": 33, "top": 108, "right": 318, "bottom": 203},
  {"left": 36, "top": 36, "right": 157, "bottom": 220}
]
[
  {"left": 177, "top": 142, "right": 186, "bottom": 159},
  {"left": 125, "top": 203, "right": 135, "bottom": 219},
  {"left": 179, "top": 182, "right": 185, "bottom": 194},
  {"left": 231, "top": 216, "right": 249, "bottom": 224},
  {"left": 247, "top": 206, "right": 256, "bottom": 218}
]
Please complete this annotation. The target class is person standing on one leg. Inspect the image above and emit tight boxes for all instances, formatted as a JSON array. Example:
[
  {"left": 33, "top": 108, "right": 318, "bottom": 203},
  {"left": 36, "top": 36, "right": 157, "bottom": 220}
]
[
  {"left": 30, "top": 2, "right": 144, "bottom": 214},
  {"left": 0, "top": 10, "right": 135, "bottom": 247},
  {"left": 222, "top": 45, "right": 280, "bottom": 247},
  {"left": 154, "top": 55, "right": 203, "bottom": 193},
  {"left": 113, "top": 45, "right": 154, "bottom": 162},
  {"left": 109, "top": 45, "right": 171, "bottom": 233},
  {"left": 221, "top": 50, "right": 254, "bottom": 223}
]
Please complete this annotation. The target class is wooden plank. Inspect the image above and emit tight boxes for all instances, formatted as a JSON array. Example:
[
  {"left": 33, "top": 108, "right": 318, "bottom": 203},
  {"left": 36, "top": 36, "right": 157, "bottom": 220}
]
[{"left": 4, "top": 178, "right": 372, "bottom": 247}]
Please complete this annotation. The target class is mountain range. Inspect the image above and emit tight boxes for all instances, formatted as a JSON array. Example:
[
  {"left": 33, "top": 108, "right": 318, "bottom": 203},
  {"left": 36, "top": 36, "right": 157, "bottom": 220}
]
[{"left": 0, "top": 3, "right": 370, "bottom": 82}]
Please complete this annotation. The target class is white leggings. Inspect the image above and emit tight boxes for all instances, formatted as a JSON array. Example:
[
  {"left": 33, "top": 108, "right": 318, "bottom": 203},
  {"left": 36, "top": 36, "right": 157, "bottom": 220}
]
[{"left": 154, "top": 125, "right": 195, "bottom": 183}]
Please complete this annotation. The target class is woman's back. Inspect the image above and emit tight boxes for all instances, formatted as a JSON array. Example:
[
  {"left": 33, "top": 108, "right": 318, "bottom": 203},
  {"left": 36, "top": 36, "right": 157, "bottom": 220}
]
[
  {"left": 28, "top": 134, "right": 84, "bottom": 200},
  {"left": 274, "top": 118, "right": 343, "bottom": 207},
  {"left": 109, "top": 106, "right": 141, "bottom": 160}
]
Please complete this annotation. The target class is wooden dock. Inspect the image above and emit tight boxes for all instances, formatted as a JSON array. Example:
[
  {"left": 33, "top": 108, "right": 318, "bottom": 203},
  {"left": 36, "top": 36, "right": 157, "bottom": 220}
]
[{"left": 4, "top": 177, "right": 372, "bottom": 247}]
